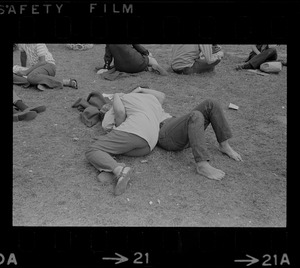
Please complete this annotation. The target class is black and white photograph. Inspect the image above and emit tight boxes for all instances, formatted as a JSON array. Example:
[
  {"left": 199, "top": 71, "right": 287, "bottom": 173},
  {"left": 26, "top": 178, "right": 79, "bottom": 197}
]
[{"left": 12, "top": 43, "right": 287, "bottom": 227}]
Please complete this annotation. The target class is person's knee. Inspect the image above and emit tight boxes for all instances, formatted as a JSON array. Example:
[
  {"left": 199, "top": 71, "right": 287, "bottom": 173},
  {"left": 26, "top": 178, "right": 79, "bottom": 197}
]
[
  {"left": 189, "top": 110, "right": 203, "bottom": 122},
  {"left": 26, "top": 72, "right": 38, "bottom": 84},
  {"left": 202, "top": 98, "right": 220, "bottom": 109}
]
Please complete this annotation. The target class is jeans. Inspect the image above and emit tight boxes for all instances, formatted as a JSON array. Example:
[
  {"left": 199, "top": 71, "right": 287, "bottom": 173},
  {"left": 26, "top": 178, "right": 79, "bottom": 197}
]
[
  {"left": 13, "top": 74, "right": 30, "bottom": 87},
  {"left": 13, "top": 63, "right": 63, "bottom": 89},
  {"left": 158, "top": 99, "right": 232, "bottom": 162},
  {"left": 246, "top": 48, "right": 277, "bottom": 69},
  {"left": 85, "top": 130, "right": 150, "bottom": 172}
]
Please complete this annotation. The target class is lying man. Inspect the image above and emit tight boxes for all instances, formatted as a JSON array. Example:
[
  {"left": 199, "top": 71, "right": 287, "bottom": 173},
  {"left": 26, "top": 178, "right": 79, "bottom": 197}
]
[
  {"left": 98, "top": 44, "right": 168, "bottom": 75},
  {"left": 85, "top": 89, "right": 168, "bottom": 196},
  {"left": 131, "top": 87, "right": 243, "bottom": 180},
  {"left": 171, "top": 44, "right": 224, "bottom": 74}
]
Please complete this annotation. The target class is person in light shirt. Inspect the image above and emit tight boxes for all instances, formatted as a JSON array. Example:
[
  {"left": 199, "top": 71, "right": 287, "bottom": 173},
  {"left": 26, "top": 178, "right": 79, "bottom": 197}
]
[
  {"left": 13, "top": 44, "right": 78, "bottom": 91},
  {"left": 86, "top": 86, "right": 242, "bottom": 197},
  {"left": 171, "top": 44, "right": 224, "bottom": 74},
  {"left": 85, "top": 88, "right": 170, "bottom": 196}
]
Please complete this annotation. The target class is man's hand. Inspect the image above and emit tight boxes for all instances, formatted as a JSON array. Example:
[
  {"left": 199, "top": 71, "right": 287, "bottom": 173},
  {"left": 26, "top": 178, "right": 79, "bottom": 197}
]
[
  {"left": 113, "top": 93, "right": 126, "bottom": 127},
  {"left": 15, "top": 70, "right": 27, "bottom": 77}
]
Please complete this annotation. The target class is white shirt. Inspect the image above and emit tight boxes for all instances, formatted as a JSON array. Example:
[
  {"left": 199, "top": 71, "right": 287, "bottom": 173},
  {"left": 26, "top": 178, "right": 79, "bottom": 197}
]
[
  {"left": 171, "top": 44, "right": 221, "bottom": 70},
  {"left": 102, "top": 93, "right": 171, "bottom": 150},
  {"left": 18, "top": 44, "right": 55, "bottom": 66}
]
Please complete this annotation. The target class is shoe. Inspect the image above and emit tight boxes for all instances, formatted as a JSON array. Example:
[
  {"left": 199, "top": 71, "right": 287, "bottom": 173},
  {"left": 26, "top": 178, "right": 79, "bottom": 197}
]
[
  {"left": 69, "top": 79, "right": 78, "bottom": 89},
  {"left": 13, "top": 110, "right": 37, "bottom": 122},
  {"left": 37, "top": 84, "right": 47, "bottom": 91},
  {"left": 114, "top": 166, "right": 132, "bottom": 196},
  {"left": 25, "top": 105, "right": 46, "bottom": 113},
  {"left": 151, "top": 64, "right": 168, "bottom": 76},
  {"left": 97, "top": 68, "right": 109, "bottom": 74}
]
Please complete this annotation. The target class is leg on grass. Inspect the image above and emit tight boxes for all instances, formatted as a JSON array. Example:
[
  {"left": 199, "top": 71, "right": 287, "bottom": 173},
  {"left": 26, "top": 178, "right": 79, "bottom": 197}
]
[{"left": 192, "top": 99, "right": 242, "bottom": 161}]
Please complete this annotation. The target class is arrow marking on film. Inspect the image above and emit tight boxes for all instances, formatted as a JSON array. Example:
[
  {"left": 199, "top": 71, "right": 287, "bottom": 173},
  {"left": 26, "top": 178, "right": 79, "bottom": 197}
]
[
  {"left": 103, "top": 253, "right": 128, "bottom": 265},
  {"left": 234, "top": 254, "right": 259, "bottom": 266}
]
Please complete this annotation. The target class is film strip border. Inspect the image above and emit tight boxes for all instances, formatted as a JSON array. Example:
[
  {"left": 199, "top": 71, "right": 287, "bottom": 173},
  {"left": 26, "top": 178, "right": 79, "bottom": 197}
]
[
  {"left": 0, "top": 1, "right": 297, "bottom": 43},
  {"left": 0, "top": 228, "right": 291, "bottom": 267}
]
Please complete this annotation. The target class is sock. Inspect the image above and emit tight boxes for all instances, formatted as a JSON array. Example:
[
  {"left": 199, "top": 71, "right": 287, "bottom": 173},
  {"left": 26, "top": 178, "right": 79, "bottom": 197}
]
[{"left": 14, "top": 100, "right": 28, "bottom": 111}]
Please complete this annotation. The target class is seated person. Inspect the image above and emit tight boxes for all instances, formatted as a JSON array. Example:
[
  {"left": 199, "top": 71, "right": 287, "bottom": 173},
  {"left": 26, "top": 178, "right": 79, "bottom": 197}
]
[
  {"left": 236, "top": 45, "right": 278, "bottom": 70},
  {"left": 131, "top": 87, "right": 243, "bottom": 181},
  {"left": 171, "top": 44, "right": 224, "bottom": 74},
  {"left": 85, "top": 89, "right": 168, "bottom": 196},
  {"left": 98, "top": 44, "right": 168, "bottom": 75},
  {"left": 13, "top": 44, "right": 78, "bottom": 91},
  {"left": 13, "top": 90, "right": 46, "bottom": 122}
]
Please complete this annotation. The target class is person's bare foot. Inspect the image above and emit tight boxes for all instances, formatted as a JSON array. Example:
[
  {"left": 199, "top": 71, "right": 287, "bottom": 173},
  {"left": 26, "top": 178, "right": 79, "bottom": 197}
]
[
  {"left": 219, "top": 140, "right": 243, "bottom": 161},
  {"left": 196, "top": 161, "right": 225, "bottom": 181}
]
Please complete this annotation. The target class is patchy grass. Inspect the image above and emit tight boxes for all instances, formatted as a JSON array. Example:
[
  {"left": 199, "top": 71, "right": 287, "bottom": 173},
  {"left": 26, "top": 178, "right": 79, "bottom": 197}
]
[{"left": 13, "top": 44, "right": 287, "bottom": 226}]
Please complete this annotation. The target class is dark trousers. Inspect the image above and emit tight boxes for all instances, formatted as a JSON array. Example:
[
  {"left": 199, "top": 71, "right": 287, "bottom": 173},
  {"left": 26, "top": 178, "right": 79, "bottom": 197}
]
[
  {"left": 246, "top": 48, "right": 277, "bottom": 69},
  {"left": 104, "top": 44, "right": 149, "bottom": 73},
  {"left": 158, "top": 99, "right": 232, "bottom": 162}
]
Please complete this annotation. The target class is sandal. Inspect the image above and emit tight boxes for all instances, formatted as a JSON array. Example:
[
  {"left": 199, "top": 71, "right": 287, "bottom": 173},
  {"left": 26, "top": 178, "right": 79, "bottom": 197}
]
[
  {"left": 70, "top": 79, "right": 78, "bottom": 89},
  {"left": 114, "top": 166, "right": 132, "bottom": 196}
]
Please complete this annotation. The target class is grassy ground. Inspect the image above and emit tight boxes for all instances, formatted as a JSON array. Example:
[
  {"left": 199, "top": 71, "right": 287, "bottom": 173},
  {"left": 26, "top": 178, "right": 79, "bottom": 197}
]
[{"left": 13, "top": 44, "right": 287, "bottom": 226}]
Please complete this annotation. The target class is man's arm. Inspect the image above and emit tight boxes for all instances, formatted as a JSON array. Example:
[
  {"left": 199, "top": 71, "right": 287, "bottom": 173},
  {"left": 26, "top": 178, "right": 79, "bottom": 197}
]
[
  {"left": 101, "top": 108, "right": 115, "bottom": 131},
  {"left": 132, "top": 44, "right": 149, "bottom": 56},
  {"left": 131, "top": 87, "right": 165, "bottom": 105},
  {"left": 199, "top": 45, "right": 221, "bottom": 64},
  {"left": 20, "top": 51, "right": 27, "bottom": 67},
  {"left": 113, "top": 93, "right": 126, "bottom": 127},
  {"left": 21, "top": 56, "right": 48, "bottom": 76},
  {"left": 251, "top": 45, "right": 261, "bottom": 55}
]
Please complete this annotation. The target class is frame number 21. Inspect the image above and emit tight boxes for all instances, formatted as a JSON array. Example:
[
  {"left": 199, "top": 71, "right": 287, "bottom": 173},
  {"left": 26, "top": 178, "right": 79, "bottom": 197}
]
[{"left": 133, "top": 252, "right": 149, "bottom": 264}]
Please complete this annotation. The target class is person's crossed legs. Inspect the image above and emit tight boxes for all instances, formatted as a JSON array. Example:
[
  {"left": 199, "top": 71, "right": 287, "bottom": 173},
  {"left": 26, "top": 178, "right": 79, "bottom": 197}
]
[{"left": 26, "top": 63, "right": 78, "bottom": 90}]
